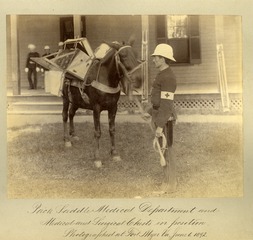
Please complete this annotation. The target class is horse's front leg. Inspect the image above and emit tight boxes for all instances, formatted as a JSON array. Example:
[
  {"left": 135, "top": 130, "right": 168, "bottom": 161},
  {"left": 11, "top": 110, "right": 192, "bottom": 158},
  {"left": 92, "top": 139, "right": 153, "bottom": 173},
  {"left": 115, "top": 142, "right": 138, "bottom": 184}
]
[
  {"left": 93, "top": 105, "right": 102, "bottom": 168},
  {"left": 69, "top": 104, "right": 79, "bottom": 141},
  {"left": 108, "top": 106, "right": 122, "bottom": 162}
]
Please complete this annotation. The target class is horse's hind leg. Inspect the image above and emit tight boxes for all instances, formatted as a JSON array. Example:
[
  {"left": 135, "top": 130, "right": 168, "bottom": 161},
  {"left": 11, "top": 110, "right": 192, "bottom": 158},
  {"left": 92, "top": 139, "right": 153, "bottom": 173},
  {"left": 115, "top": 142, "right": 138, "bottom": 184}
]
[
  {"left": 93, "top": 105, "right": 102, "bottom": 168},
  {"left": 69, "top": 104, "right": 79, "bottom": 141},
  {"left": 62, "top": 95, "right": 72, "bottom": 147},
  {"left": 108, "top": 106, "right": 122, "bottom": 162}
]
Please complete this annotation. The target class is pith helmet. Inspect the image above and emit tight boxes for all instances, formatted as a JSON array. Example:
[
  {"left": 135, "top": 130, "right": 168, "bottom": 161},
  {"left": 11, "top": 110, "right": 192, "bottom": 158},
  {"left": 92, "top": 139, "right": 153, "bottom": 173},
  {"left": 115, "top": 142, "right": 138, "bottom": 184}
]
[
  {"left": 44, "top": 45, "right": 50, "bottom": 50},
  {"left": 151, "top": 44, "right": 176, "bottom": 62},
  {"left": 28, "top": 44, "right": 36, "bottom": 49}
]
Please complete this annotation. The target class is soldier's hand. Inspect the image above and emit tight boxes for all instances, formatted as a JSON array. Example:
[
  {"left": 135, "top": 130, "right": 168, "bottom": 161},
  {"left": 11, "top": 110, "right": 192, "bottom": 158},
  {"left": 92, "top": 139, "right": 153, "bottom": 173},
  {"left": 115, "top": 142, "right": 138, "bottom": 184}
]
[
  {"left": 36, "top": 67, "right": 40, "bottom": 72},
  {"left": 41, "top": 68, "right": 44, "bottom": 73},
  {"left": 141, "top": 112, "right": 151, "bottom": 121},
  {"left": 155, "top": 127, "right": 163, "bottom": 138},
  {"left": 25, "top": 68, "right": 28, "bottom": 73}
]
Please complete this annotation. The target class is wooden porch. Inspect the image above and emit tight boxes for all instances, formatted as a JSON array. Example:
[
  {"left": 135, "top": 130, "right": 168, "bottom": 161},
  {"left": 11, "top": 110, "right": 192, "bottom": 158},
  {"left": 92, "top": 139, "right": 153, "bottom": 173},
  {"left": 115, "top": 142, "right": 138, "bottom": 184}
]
[{"left": 7, "top": 84, "right": 242, "bottom": 115}]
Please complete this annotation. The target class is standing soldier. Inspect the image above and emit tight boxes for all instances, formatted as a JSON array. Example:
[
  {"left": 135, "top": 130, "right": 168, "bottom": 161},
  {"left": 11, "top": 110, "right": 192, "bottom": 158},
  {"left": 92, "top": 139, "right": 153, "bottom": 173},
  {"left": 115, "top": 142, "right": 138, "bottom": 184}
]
[
  {"left": 150, "top": 43, "right": 177, "bottom": 192},
  {"left": 41, "top": 45, "right": 51, "bottom": 91},
  {"left": 25, "top": 44, "right": 40, "bottom": 89},
  {"left": 41, "top": 45, "right": 52, "bottom": 73},
  {"left": 42, "top": 45, "right": 51, "bottom": 57},
  {"left": 58, "top": 41, "right": 64, "bottom": 53}
]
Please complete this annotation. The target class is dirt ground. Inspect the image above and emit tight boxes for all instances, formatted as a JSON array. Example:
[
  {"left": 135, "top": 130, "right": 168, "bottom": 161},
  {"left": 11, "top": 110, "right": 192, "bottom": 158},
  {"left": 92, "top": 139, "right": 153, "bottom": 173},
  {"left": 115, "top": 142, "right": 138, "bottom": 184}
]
[{"left": 7, "top": 117, "right": 243, "bottom": 199}]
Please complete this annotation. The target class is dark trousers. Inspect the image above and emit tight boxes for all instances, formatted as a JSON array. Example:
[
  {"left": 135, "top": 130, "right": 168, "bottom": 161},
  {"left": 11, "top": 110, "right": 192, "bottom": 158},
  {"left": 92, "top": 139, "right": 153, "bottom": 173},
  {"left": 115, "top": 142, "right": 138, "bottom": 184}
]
[
  {"left": 28, "top": 68, "right": 37, "bottom": 89},
  {"left": 160, "top": 121, "right": 176, "bottom": 186},
  {"left": 163, "top": 121, "right": 173, "bottom": 147}
]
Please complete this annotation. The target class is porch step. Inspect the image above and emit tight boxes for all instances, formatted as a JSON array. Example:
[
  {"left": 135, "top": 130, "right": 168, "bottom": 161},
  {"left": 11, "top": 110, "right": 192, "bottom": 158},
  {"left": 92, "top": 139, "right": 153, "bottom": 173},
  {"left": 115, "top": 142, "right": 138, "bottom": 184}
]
[
  {"left": 7, "top": 103, "right": 91, "bottom": 115},
  {"left": 8, "top": 101, "right": 63, "bottom": 112},
  {"left": 8, "top": 110, "right": 63, "bottom": 115},
  {"left": 7, "top": 94, "right": 62, "bottom": 103}
]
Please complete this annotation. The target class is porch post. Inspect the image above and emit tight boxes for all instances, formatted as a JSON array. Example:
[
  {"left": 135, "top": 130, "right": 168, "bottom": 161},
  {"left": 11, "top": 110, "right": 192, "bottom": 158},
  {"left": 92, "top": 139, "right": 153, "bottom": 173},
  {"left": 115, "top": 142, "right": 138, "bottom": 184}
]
[
  {"left": 215, "top": 16, "right": 230, "bottom": 112},
  {"left": 73, "top": 15, "right": 81, "bottom": 38},
  {"left": 215, "top": 16, "right": 224, "bottom": 44},
  {"left": 141, "top": 15, "right": 149, "bottom": 102},
  {"left": 215, "top": 16, "right": 224, "bottom": 91},
  {"left": 10, "top": 15, "right": 20, "bottom": 95}
]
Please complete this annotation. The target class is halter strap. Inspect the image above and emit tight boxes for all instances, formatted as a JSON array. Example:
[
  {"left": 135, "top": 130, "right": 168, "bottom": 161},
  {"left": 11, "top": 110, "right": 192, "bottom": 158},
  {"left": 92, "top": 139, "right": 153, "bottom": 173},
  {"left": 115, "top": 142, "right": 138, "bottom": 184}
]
[
  {"left": 115, "top": 55, "right": 145, "bottom": 83},
  {"left": 114, "top": 45, "right": 145, "bottom": 82}
]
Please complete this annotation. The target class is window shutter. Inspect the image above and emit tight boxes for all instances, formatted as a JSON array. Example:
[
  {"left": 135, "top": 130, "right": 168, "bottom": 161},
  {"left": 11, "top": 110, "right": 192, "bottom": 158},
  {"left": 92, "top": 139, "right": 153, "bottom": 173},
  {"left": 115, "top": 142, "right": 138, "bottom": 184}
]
[
  {"left": 189, "top": 15, "right": 201, "bottom": 64},
  {"left": 156, "top": 15, "right": 167, "bottom": 44}
]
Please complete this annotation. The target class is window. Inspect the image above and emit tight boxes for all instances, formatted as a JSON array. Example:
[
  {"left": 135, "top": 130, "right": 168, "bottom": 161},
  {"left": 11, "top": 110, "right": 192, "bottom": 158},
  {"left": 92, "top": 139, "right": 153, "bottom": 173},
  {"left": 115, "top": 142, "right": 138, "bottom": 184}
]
[{"left": 156, "top": 15, "right": 201, "bottom": 64}]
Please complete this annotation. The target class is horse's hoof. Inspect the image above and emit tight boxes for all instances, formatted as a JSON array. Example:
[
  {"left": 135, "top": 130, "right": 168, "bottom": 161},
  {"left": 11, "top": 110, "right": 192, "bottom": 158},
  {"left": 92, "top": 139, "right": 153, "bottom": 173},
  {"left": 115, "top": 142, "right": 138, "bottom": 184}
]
[
  {"left": 112, "top": 155, "right": 122, "bottom": 162},
  {"left": 94, "top": 161, "right": 102, "bottom": 168},
  {"left": 65, "top": 141, "right": 72, "bottom": 147},
  {"left": 71, "top": 135, "right": 79, "bottom": 141}
]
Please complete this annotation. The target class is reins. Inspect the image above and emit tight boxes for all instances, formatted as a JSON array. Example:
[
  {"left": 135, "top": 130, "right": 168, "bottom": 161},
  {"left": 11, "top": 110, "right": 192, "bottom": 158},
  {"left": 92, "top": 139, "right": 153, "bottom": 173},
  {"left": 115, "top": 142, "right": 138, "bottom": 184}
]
[
  {"left": 153, "top": 134, "right": 167, "bottom": 167},
  {"left": 115, "top": 45, "right": 145, "bottom": 84},
  {"left": 131, "top": 85, "right": 168, "bottom": 167}
]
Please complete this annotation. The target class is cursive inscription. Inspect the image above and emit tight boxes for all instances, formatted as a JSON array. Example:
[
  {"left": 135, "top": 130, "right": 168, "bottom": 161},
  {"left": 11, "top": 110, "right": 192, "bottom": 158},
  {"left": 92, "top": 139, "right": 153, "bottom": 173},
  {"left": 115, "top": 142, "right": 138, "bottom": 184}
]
[{"left": 27, "top": 202, "right": 218, "bottom": 239}]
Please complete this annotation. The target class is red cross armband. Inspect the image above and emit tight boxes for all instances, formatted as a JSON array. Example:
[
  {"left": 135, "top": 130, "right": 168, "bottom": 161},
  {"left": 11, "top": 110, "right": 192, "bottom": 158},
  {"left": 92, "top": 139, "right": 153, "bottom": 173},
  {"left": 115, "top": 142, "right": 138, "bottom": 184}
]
[{"left": 160, "top": 91, "right": 174, "bottom": 100}]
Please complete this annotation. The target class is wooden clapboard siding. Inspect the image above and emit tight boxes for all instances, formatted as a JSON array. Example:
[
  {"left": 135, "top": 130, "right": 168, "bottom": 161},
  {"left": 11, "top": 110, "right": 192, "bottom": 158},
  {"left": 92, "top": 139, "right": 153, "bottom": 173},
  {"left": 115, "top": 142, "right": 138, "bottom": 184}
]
[
  {"left": 172, "top": 16, "right": 219, "bottom": 86},
  {"left": 148, "top": 15, "right": 219, "bottom": 93},
  {"left": 148, "top": 15, "right": 241, "bottom": 93},
  {"left": 86, "top": 15, "right": 142, "bottom": 59},
  {"left": 222, "top": 16, "right": 242, "bottom": 89}
]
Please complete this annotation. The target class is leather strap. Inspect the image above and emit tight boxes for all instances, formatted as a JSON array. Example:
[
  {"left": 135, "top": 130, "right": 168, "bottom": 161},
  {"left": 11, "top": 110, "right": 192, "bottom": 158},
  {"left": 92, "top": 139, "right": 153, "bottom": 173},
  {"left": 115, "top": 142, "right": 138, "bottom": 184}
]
[
  {"left": 69, "top": 78, "right": 120, "bottom": 94},
  {"left": 91, "top": 81, "right": 121, "bottom": 94}
]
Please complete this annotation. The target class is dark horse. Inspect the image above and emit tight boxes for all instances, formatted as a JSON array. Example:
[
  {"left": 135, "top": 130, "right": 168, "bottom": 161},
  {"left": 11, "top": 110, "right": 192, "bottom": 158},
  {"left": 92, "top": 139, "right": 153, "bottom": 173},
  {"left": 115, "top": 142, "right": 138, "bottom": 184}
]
[{"left": 62, "top": 39, "right": 142, "bottom": 168}]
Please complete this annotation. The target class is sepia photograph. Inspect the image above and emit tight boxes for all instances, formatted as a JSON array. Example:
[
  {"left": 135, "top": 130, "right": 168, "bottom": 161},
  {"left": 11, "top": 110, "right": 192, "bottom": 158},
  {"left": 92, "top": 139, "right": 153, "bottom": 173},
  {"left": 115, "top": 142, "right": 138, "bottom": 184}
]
[
  {"left": 7, "top": 14, "right": 243, "bottom": 199},
  {"left": 1, "top": 0, "right": 253, "bottom": 240}
]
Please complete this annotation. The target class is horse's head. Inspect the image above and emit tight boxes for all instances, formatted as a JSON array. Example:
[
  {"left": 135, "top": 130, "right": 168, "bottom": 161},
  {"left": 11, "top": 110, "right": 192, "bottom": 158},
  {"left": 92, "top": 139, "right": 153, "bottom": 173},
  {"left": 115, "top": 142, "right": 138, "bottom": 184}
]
[{"left": 106, "top": 38, "right": 143, "bottom": 97}]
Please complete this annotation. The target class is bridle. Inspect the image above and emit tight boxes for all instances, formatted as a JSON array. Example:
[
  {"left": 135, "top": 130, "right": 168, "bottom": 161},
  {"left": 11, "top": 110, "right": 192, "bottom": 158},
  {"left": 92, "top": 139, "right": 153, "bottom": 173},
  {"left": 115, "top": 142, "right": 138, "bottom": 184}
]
[
  {"left": 77, "top": 44, "right": 145, "bottom": 98},
  {"left": 114, "top": 45, "right": 145, "bottom": 84},
  {"left": 114, "top": 45, "right": 146, "bottom": 113}
]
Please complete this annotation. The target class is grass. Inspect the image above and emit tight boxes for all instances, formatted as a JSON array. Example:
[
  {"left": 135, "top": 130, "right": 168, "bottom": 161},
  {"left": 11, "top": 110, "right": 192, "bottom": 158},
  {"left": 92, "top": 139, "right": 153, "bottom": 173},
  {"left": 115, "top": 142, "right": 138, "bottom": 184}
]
[{"left": 7, "top": 121, "right": 243, "bottom": 199}]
